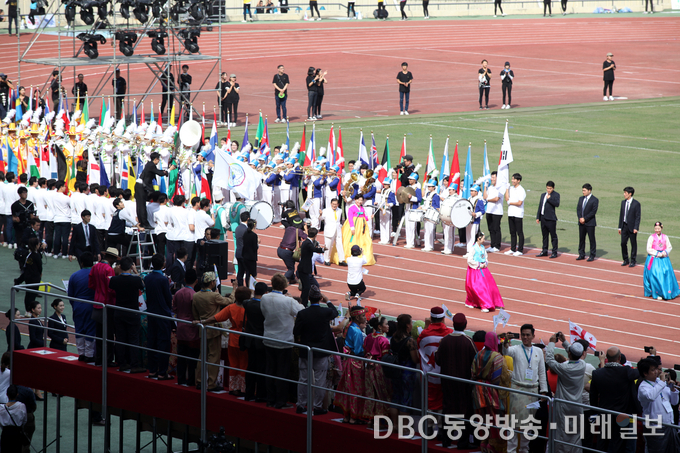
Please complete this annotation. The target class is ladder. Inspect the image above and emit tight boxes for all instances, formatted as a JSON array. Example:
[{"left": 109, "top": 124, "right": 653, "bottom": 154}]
[{"left": 127, "top": 228, "right": 156, "bottom": 273}]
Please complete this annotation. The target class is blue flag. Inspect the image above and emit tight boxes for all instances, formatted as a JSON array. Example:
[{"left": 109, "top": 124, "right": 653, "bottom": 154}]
[
  {"left": 482, "top": 141, "right": 490, "bottom": 193},
  {"left": 461, "top": 143, "right": 473, "bottom": 199},
  {"left": 241, "top": 115, "right": 249, "bottom": 151},
  {"left": 285, "top": 119, "right": 290, "bottom": 152},
  {"left": 99, "top": 155, "right": 110, "bottom": 188}
]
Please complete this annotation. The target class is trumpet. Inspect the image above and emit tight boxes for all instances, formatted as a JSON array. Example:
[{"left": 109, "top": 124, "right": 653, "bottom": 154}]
[{"left": 361, "top": 169, "right": 376, "bottom": 195}]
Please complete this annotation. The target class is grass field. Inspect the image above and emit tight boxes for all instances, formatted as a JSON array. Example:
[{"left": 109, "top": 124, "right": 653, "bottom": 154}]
[{"left": 259, "top": 97, "right": 680, "bottom": 266}]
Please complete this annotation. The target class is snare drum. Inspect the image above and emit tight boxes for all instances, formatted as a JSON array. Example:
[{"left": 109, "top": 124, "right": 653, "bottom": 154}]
[
  {"left": 424, "top": 207, "right": 440, "bottom": 224},
  {"left": 450, "top": 199, "right": 474, "bottom": 229},
  {"left": 245, "top": 201, "right": 274, "bottom": 230},
  {"left": 408, "top": 209, "right": 424, "bottom": 222}
]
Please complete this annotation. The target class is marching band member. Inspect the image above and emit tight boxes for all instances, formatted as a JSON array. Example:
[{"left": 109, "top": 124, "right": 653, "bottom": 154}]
[
  {"left": 464, "top": 185, "right": 486, "bottom": 258},
  {"left": 319, "top": 197, "right": 346, "bottom": 266},
  {"left": 389, "top": 169, "right": 400, "bottom": 238},
  {"left": 378, "top": 177, "right": 395, "bottom": 245},
  {"left": 283, "top": 157, "right": 301, "bottom": 210},
  {"left": 442, "top": 184, "right": 459, "bottom": 255},
  {"left": 404, "top": 173, "right": 422, "bottom": 249},
  {"left": 336, "top": 193, "right": 375, "bottom": 265},
  {"left": 324, "top": 165, "right": 341, "bottom": 205},
  {"left": 423, "top": 179, "right": 440, "bottom": 252},
  {"left": 307, "top": 166, "right": 326, "bottom": 229},
  {"left": 264, "top": 158, "right": 283, "bottom": 223}
]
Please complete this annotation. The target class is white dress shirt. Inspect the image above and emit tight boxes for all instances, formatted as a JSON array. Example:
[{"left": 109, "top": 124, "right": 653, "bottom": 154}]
[
  {"left": 3, "top": 183, "right": 19, "bottom": 215},
  {"left": 638, "top": 378, "right": 680, "bottom": 425},
  {"left": 260, "top": 291, "right": 304, "bottom": 349}
]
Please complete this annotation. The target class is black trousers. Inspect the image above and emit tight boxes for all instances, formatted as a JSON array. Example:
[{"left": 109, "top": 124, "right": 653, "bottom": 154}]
[
  {"left": 236, "top": 257, "right": 246, "bottom": 286},
  {"left": 378, "top": 1, "right": 386, "bottom": 10},
  {"left": 44, "top": 221, "right": 54, "bottom": 253},
  {"left": 153, "top": 232, "right": 167, "bottom": 257},
  {"left": 114, "top": 311, "right": 142, "bottom": 368},
  {"left": 494, "top": 0, "right": 503, "bottom": 14},
  {"left": 160, "top": 91, "right": 174, "bottom": 116},
  {"left": 392, "top": 204, "right": 403, "bottom": 232},
  {"left": 539, "top": 217, "right": 558, "bottom": 253},
  {"left": 422, "top": 0, "right": 429, "bottom": 16},
  {"left": 299, "top": 270, "right": 312, "bottom": 307},
  {"left": 23, "top": 276, "right": 41, "bottom": 313},
  {"left": 148, "top": 317, "right": 173, "bottom": 376},
  {"left": 314, "top": 94, "right": 324, "bottom": 116},
  {"left": 177, "top": 341, "right": 199, "bottom": 386},
  {"left": 348, "top": 280, "right": 366, "bottom": 297},
  {"left": 220, "top": 101, "right": 229, "bottom": 124},
  {"left": 245, "top": 344, "right": 267, "bottom": 401},
  {"left": 544, "top": 0, "right": 551, "bottom": 14},
  {"left": 53, "top": 222, "right": 71, "bottom": 256},
  {"left": 309, "top": 0, "right": 320, "bottom": 16},
  {"left": 92, "top": 307, "right": 115, "bottom": 365},
  {"left": 603, "top": 80, "right": 614, "bottom": 96},
  {"left": 96, "top": 229, "right": 107, "bottom": 253},
  {"left": 645, "top": 0, "right": 653, "bottom": 11},
  {"left": 115, "top": 95, "right": 124, "bottom": 120},
  {"left": 479, "top": 86, "right": 490, "bottom": 107},
  {"left": 486, "top": 213, "right": 502, "bottom": 249},
  {"left": 265, "top": 346, "right": 292, "bottom": 407},
  {"left": 502, "top": 83, "right": 512, "bottom": 105},
  {"left": 561, "top": 0, "right": 567, "bottom": 11},
  {"left": 243, "top": 259, "right": 257, "bottom": 286},
  {"left": 621, "top": 227, "right": 637, "bottom": 263},
  {"left": 226, "top": 100, "right": 238, "bottom": 124},
  {"left": 347, "top": 1, "right": 355, "bottom": 16},
  {"left": 7, "top": 14, "right": 18, "bottom": 35},
  {"left": 508, "top": 216, "right": 524, "bottom": 253},
  {"left": 277, "top": 247, "right": 296, "bottom": 282},
  {"left": 135, "top": 183, "right": 150, "bottom": 227},
  {"left": 400, "top": 0, "right": 407, "bottom": 18},
  {"left": 578, "top": 224, "right": 596, "bottom": 258},
  {"left": 107, "top": 233, "right": 130, "bottom": 256},
  {"left": 307, "top": 91, "right": 318, "bottom": 118}
]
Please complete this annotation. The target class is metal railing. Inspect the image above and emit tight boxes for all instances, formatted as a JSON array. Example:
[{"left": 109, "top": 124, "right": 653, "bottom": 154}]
[{"left": 9, "top": 282, "right": 680, "bottom": 452}]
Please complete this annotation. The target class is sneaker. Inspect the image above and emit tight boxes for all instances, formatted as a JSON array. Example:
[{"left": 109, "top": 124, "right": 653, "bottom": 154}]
[
  {"left": 513, "top": 251, "right": 523, "bottom": 256},
  {"left": 502, "top": 13, "right": 505, "bottom": 16},
  {"left": 345, "top": 292, "right": 351, "bottom": 301},
  {"left": 506, "top": 105, "right": 511, "bottom": 109},
  {"left": 2, "top": 243, "right": 7, "bottom": 247},
  {"left": 481, "top": 309, "right": 490, "bottom": 313},
  {"left": 242, "top": 20, "right": 247, "bottom": 22},
  {"left": 609, "top": 96, "right": 614, "bottom": 101},
  {"left": 494, "top": 14, "right": 497, "bottom": 17},
  {"left": 54, "top": 254, "right": 60, "bottom": 259},
  {"left": 455, "top": 243, "right": 466, "bottom": 248},
  {"left": 378, "top": 241, "right": 389, "bottom": 245},
  {"left": 504, "top": 250, "right": 514, "bottom": 255},
  {"left": 479, "top": 106, "right": 483, "bottom": 110},
  {"left": 603, "top": 96, "right": 608, "bottom": 101},
  {"left": 404, "top": 245, "right": 414, "bottom": 249},
  {"left": 644, "top": 10, "right": 648, "bottom": 13},
  {"left": 400, "top": 111, "right": 404, "bottom": 115},
  {"left": 442, "top": 250, "right": 452, "bottom": 255},
  {"left": 231, "top": 123, "right": 236, "bottom": 127},
  {"left": 275, "top": 118, "right": 281, "bottom": 123},
  {"left": 484, "top": 106, "right": 489, "bottom": 110},
  {"left": 462, "top": 253, "right": 469, "bottom": 258},
  {"left": 308, "top": 117, "right": 314, "bottom": 121},
  {"left": 404, "top": 111, "right": 409, "bottom": 115},
  {"left": 390, "top": 232, "right": 396, "bottom": 238},
  {"left": 45, "top": 252, "right": 52, "bottom": 257},
  {"left": 501, "top": 104, "right": 506, "bottom": 109},
  {"left": 465, "top": 304, "right": 474, "bottom": 309},
  {"left": 316, "top": 114, "right": 323, "bottom": 119},
  {"left": 63, "top": 255, "right": 68, "bottom": 259},
  {"left": 422, "top": 248, "right": 433, "bottom": 252}
]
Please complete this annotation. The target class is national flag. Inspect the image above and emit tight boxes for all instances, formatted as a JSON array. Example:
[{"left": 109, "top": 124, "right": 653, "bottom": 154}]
[
  {"left": 40, "top": 143, "right": 50, "bottom": 177},
  {"left": 336, "top": 126, "right": 344, "bottom": 174},
  {"left": 139, "top": 102, "right": 144, "bottom": 126},
  {"left": 128, "top": 156, "right": 138, "bottom": 198},
  {"left": 482, "top": 140, "right": 490, "bottom": 194},
  {"left": 55, "top": 145, "right": 68, "bottom": 182},
  {"left": 28, "top": 87, "right": 33, "bottom": 111},
  {"left": 157, "top": 160, "right": 165, "bottom": 193},
  {"left": 396, "top": 135, "right": 406, "bottom": 189},
  {"left": 285, "top": 118, "right": 290, "bottom": 151},
  {"left": 449, "top": 141, "right": 461, "bottom": 193},
  {"left": 241, "top": 115, "right": 249, "bottom": 151},
  {"left": 326, "top": 125, "right": 336, "bottom": 167},
  {"left": 200, "top": 165, "right": 211, "bottom": 201},
  {"left": 158, "top": 105, "right": 163, "bottom": 130},
  {"left": 81, "top": 94, "right": 89, "bottom": 126},
  {"left": 377, "top": 136, "right": 390, "bottom": 183},
  {"left": 150, "top": 100, "right": 155, "bottom": 123},
  {"left": 358, "top": 130, "right": 369, "bottom": 167},
  {"left": 439, "top": 136, "right": 450, "bottom": 183},
  {"left": 370, "top": 132, "right": 378, "bottom": 170},
  {"left": 176, "top": 104, "right": 184, "bottom": 129},
  {"left": 569, "top": 321, "right": 597, "bottom": 350},
  {"left": 260, "top": 117, "right": 270, "bottom": 158},
  {"left": 461, "top": 143, "right": 473, "bottom": 199},
  {"left": 169, "top": 166, "right": 186, "bottom": 199},
  {"left": 88, "top": 151, "right": 100, "bottom": 184},
  {"left": 255, "top": 111, "right": 264, "bottom": 147},
  {"left": 15, "top": 97, "right": 22, "bottom": 121},
  {"left": 132, "top": 100, "right": 137, "bottom": 126},
  {"left": 298, "top": 123, "right": 306, "bottom": 166},
  {"left": 497, "top": 120, "right": 514, "bottom": 194},
  {"left": 121, "top": 157, "right": 129, "bottom": 190},
  {"left": 304, "top": 123, "right": 315, "bottom": 166},
  {"left": 44, "top": 97, "right": 50, "bottom": 116},
  {"left": 423, "top": 135, "right": 437, "bottom": 188},
  {"left": 60, "top": 108, "right": 70, "bottom": 132},
  {"left": 99, "top": 154, "right": 110, "bottom": 188},
  {"left": 200, "top": 104, "right": 205, "bottom": 148},
  {"left": 0, "top": 137, "right": 8, "bottom": 173},
  {"left": 99, "top": 98, "right": 107, "bottom": 127},
  {"left": 49, "top": 144, "right": 58, "bottom": 179},
  {"left": 27, "top": 148, "right": 40, "bottom": 178},
  {"left": 169, "top": 103, "right": 176, "bottom": 126}
]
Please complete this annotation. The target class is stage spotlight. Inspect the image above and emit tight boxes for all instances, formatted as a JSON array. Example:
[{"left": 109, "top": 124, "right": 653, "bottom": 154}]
[
  {"left": 119, "top": 0, "right": 132, "bottom": 19},
  {"left": 114, "top": 31, "right": 138, "bottom": 57},
  {"left": 147, "top": 29, "right": 168, "bottom": 55},
  {"left": 77, "top": 32, "right": 107, "bottom": 59},
  {"left": 188, "top": 0, "right": 205, "bottom": 21},
  {"left": 64, "top": 1, "right": 77, "bottom": 25},
  {"left": 96, "top": 1, "right": 108, "bottom": 20},
  {"left": 179, "top": 28, "right": 200, "bottom": 54},
  {"left": 79, "top": 5, "right": 95, "bottom": 25},
  {"left": 151, "top": 0, "right": 163, "bottom": 18},
  {"left": 133, "top": 0, "right": 151, "bottom": 23}
]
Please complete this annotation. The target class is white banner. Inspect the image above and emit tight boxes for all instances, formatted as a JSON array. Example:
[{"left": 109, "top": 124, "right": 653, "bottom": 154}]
[{"left": 213, "top": 149, "right": 262, "bottom": 200}]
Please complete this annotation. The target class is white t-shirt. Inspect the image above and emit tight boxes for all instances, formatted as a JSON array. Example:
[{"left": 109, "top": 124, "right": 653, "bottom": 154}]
[
  {"left": 154, "top": 205, "right": 169, "bottom": 235},
  {"left": 194, "top": 209, "right": 215, "bottom": 241},
  {"left": 27, "top": 186, "right": 38, "bottom": 205},
  {"left": 166, "top": 206, "right": 194, "bottom": 242},
  {"left": 98, "top": 196, "right": 114, "bottom": 229},
  {"left": 3, "top": 183, "right": 19, "bottom": 215},
  {"left": 507, "top": 185, "right": 526, "bottom": 219},
  {"left": 485, "top": 184, "right": 504, "bottom": 216},
  {"left": 85, "top": 193, "right": 99, "bottom": 228},
  {"left": 42, "top": 189, "right": 56, "bottom": 222},
  {"left": 52, "top": 192, "right": 72, "bottom": 223},
  {"left": 346, "top": 256, "right": 368, "bottom": 285},
  {"left": 70, "top": 192, "right": 88, "bottom": 224},
  {"left": 33, "top": 187, "right": 48, "bottom": 220}
]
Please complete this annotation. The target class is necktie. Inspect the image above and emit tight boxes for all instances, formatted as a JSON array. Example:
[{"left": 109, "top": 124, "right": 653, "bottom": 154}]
[
  {"left": 583, "top": 197, "right": 587, "bottom": 211},
  {"left": 84, "top": 224, "right": 89, "bottom": 246},
  {"left": 624, "top": 200, "right": 629, "bottom": 221},
  {"left": 334, "top": 210, "right": 337, "bottom": 221},
  {"left": 541, "top": 194, "right": 547, "bottom": 215}
]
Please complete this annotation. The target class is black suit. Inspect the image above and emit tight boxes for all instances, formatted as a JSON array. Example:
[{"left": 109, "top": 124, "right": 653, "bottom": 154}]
[
  {"left": 298, "top": 238, "right": 323, "bottom": 306},
  {"left": 165, "top": 259, "right": 186, "bottom": 294},
  {"left": 47, "top": 313, "right": 69, "bottom": 351},
  {"left": 136, "top": 161, "right": 168, "bottom": 228},
  {"left": 68, "top": 222, "right": 100, "bottom": 260},
  {"left": 535, "top": 191, "right": 560, "bottom": 253},
  {"left": 242, "top": 230, "right": 259, "bottom": 286},
  {"left": 243, "top": 297, "right": 267, "bottom": 401},
  {"left": 618, "top": 198, "right": 641, "bottom": 263},
  {"left": 576, "top": 195, "right": 598, "bottom": 258}
]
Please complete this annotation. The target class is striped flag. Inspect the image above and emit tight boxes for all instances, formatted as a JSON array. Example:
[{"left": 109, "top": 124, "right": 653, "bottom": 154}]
[
  {"left": 377, "top": 136, "right": 390, "bottom": 183},
  {"left": 439, "top": 136, "right": 450, "bottom": 182},
  {"left": 336, "top": 126, "right": 344, "bottom": 174},
  {"left": 358, "top": 130, "right": 368, "bottom": 167},
  {"left": 449, "top": 141, "right": 460, "bottom": 193},
  {"left": 304, "top": 123, "right": 315, "bottom": 166},
  {"left": 370, "top": 132, "right": 378, "bottom": 170},
  {"left": 326, "top": 124, "right": 335, "bottom": 167}
]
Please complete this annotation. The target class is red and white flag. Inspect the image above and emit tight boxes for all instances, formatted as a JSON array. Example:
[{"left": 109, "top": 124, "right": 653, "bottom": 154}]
[{"left": 569, "top": 321, "right": 597, "bottom": 350}]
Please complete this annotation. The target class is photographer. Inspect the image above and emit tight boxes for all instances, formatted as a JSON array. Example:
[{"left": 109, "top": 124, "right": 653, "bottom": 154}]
[
  {"left": 637, "top": 358, "right": 680, "bottom": 451},
  {"left": 11, "top": 187, "right": 36, "bottom": 250},
  {"left": 0, "top": 72, "right": 15, "bottom": 118}
]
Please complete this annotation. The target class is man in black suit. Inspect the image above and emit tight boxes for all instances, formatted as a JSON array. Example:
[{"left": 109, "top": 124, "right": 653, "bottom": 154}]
[
  {"left": 293, "top": 285, "right": 337, "bottom": 415},
  {"left": 298, "top": 227, "right": 325, "bottom": 307},
  {"left": 165, "top": 247, "right": 187, "bottom": 293},
  {"left": 618, "top": 186, "right": 641, "bottom": 267},
  {"left": 135, "top": 152, "right": 174, "bottom": 229},
  {"left": 244, "top": 282, "right": 269, "bottom": 402},
  {"left": 69, "top": 210, "right": 100, "bottom": 262},
  {"left": 590, "top": 346, "right": 640, "bottom": 452},
  {"left": 535, "top": 181, "right": 561, "bottom": 258},
  {"left": 576, "top": 183, "right": 599, "bottom": 261},
  {"left": 234, "top": 211, "right": 250, "bottom": 287}
]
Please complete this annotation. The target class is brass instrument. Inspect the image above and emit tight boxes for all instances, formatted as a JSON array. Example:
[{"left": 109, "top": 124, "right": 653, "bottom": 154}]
[
  {"left": 343, "top": 173, "right": 359, "bottom": 199},
  {"left": 396, "top": 186, "right": 416, "bottom": 205},
  {"left": 379, "top": 186, "right": 391, "bottom": 214},
  {"left": 361, "top": 169, "right": 376, "bottom": 195}
]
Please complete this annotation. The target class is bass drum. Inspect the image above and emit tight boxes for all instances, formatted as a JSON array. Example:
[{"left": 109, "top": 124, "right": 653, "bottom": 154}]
[
  {"left": 450, "top": 199, "right": 474, "bottom": 229},
  {"left": 246, "top": 201, "right": 274, "bottom": 230},
  {"left": 439, "top": 196, "right": 458, "bottom": 226}
]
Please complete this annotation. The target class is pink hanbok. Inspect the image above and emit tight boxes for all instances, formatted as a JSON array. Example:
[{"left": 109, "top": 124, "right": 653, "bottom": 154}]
[{"left": 465, "top": 243, "right": 504, "bottom": 311}]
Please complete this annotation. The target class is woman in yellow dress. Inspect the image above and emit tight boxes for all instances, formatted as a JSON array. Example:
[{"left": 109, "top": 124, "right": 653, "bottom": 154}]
[{"left": 332, "top": 193, "right": 375, "bottom": 265}]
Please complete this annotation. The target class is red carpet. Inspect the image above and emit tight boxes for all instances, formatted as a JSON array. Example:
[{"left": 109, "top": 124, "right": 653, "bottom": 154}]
[{"left": 13, "top": 348, "right": 468, "bottom": 452}]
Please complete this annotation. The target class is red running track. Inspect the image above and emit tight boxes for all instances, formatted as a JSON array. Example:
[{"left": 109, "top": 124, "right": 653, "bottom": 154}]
[
  {"left": 4, "top": 17, "right": 680, "bottom": 120},
  {"left": 251, "top": 224, "right": 680, "bottom": 363}
]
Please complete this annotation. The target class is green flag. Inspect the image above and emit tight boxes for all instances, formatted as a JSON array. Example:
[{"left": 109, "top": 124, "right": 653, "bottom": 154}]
[
  {"left": 81, "top": 94, "right": 89, "bottom": 125},
  {"left": 99, "top": 99, "right": 107, "bottom": 127},
  {"left": 255, "top": 112, "right": 264, "bottom": 148}
]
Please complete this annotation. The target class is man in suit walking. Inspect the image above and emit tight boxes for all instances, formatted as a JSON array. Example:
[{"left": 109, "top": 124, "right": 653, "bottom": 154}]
[
  {"left": 234, "top": 211, "right": 250, "bottom": 286},
  {"left": 618, "top": 186, "right": 641, "bottom": 267},
  {"left": 535, "top": 181, "right": 560, "bottom": 259},
  {"left": 69, "top": 210, "right": 100, "bottom": 262},
  {"left": 576, "top": 183, "right": 599, "bottom": 261},
  {"left": 298, "top": 227, "right": 325, "bottom": 307}
]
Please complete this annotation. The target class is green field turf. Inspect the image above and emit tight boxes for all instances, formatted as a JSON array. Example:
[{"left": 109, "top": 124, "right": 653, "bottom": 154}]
[{"left": 262, "top": 97, "right": 680, "bottom": 267}]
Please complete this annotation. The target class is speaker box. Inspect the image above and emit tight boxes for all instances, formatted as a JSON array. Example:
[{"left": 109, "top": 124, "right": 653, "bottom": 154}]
[{"left": 204, "top": 240, "right": 229, "bottom": 279}]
